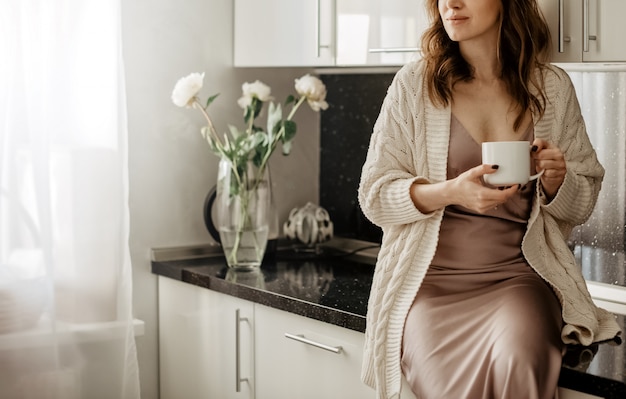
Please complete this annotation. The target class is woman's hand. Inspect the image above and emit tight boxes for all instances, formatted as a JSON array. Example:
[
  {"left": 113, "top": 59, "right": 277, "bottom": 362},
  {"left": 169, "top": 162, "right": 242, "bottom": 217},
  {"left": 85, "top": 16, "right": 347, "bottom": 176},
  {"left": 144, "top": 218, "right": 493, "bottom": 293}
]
[
  {"left": 410, "top": 164, "right": 519, "bottom": 214},
  {"left": 450, "top": 164, "right": 520, "bottom": 213},
  {"left": 531, "top": 138, "right": 566, "bottom": 200}
]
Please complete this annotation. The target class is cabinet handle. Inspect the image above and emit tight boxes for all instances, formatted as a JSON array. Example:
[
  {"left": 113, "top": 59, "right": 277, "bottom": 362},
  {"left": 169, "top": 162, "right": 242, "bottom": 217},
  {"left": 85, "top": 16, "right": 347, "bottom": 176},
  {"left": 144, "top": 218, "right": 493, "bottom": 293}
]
[
  {"left": 583, "top": 0, "right": 589, "bottom": 53},
  {"left": 315, "top": 0, "right": 330, "bottom": 57},
  {"left": 368, "top": 47, "right": 420, "bottom": 54},
  {"left": 235, "top": 309, "right": 249, "bottom": 392},
  {"left": 558, "top": 0, "right": 571, "bottom": 53},
  {"left": 315, "top": 0, "right": 331, "bottom": 58},
  {"left": 583, "top": 0, "right": 597, "bottom": 52},
  {"left": 284, "top": 332, "right": 343, "bottom": 354},
  {"left": 316, "top": 0, "right": 321, "bottom": 57}
]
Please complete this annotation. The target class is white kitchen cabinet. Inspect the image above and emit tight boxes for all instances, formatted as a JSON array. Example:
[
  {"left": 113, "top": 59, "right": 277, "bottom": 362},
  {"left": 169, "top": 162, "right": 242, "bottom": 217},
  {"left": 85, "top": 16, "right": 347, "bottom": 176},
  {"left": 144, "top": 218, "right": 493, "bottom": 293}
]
[
  {"left": 254, "top": 303, "right": 375, "bottom": 399},
  {"left": 158, "top": 277, "right": 255, "bottom": 399},
  {"left": 335, "top": 0, "right": 428, "bottom": 66},
  {"left": 539, "top": 0, "right": 626, "bottom": 62},
  {"left": 234, "top": 0, "right": 335, "bottom": 67},
  {"left": 233, "top": 0, "right": 428, "bottom": 68}
]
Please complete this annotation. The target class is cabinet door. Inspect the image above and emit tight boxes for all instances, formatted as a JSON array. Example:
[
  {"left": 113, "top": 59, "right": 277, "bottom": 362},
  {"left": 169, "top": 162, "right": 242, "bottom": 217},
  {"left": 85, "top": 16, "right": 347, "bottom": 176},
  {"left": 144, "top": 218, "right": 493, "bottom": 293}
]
[
  {"left": 539, "top": 0, "right": 584, "bottom": 62},
  {"left": 158, "top": 277, "right": 255, "bottom": 399},
  {"left": 336, "top": 0, "right": 428, "bottom": 66},
  {"left": 254, "top": 304, "right": 375, "bottom": 399},
  {"left": 583, "top": 0, "right": 626, "bottom": 62},
  {"left": 539, "top": 0, "right": 626, "bottom": 62},
  {"left": 234, "top": 0, "right": 334, "bottom": 67}
]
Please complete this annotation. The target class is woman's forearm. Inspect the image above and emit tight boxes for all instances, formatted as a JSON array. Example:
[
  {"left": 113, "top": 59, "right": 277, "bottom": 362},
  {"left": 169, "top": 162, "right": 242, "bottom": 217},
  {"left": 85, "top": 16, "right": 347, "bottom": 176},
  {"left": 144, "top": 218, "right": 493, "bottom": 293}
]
[{"left": 409, "top": 180, "right": 453, "bottom": 213}]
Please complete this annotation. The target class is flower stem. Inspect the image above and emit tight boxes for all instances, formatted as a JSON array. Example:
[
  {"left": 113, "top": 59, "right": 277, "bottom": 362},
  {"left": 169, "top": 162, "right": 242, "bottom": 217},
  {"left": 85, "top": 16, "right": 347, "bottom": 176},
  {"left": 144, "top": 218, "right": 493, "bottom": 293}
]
[
  {"left": 286, "top": 96, "right": 307, "bottom": 120},
  {"left": 225, "top": 161, "right": 267, "bottom": 267},
  {"left": 193, "top": 98, "right": 224, "bottom": 148}
]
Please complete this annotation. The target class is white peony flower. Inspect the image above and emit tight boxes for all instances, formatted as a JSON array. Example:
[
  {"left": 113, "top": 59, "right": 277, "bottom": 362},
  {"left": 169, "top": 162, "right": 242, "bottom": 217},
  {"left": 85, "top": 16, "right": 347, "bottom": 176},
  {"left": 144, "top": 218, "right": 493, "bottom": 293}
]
[
  {"left": 171, "top": 71, "right": 329, "bottom": 179},
  {"left": 237, "top": 80, "right": 273, "bottom": 109},
  {"left": 171, "top": 72, "right": 205, "bottom": 108},
  {"left": 294, "top": 74, "right": 329, "bottom": 112}
]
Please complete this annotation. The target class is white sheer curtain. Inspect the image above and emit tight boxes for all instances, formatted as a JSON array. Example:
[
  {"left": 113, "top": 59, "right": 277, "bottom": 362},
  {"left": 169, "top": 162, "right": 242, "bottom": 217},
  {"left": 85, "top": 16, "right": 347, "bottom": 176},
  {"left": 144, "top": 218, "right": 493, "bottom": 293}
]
[{"left": 0, "top": 1, "right": 140, "bottom": 398}]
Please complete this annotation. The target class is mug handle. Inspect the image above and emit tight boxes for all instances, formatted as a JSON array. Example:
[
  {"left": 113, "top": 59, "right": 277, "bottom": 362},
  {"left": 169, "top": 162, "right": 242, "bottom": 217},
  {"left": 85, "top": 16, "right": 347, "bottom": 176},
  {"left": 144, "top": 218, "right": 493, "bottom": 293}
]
[
  {"left": 529, "top": 144, "right": 545, "bottom": 181},
  {"left": 529, "top": 169, "right": 545, "bottom": 181}
]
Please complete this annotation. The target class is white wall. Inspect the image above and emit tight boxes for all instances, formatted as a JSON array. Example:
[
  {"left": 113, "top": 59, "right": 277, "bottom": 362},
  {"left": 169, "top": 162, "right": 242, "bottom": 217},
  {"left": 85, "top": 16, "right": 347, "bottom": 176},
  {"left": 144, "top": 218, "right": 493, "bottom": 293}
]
[{"left": 121, "top": 0, "right": 320, "bottom": 397}]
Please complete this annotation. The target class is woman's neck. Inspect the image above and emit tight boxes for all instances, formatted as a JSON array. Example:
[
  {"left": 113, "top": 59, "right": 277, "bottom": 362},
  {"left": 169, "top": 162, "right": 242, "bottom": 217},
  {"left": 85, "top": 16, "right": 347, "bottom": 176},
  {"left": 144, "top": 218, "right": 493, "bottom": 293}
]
[{"left": 459, "top": 38, "right": 501, "bottom": 82}]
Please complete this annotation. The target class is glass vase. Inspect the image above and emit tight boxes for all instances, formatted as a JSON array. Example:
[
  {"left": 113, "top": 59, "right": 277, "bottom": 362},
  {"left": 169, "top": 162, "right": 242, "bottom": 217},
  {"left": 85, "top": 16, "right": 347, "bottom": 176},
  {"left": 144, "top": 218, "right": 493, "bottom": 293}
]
[{"left": 215, "top": 157, "right": 270, "bottom": 269}]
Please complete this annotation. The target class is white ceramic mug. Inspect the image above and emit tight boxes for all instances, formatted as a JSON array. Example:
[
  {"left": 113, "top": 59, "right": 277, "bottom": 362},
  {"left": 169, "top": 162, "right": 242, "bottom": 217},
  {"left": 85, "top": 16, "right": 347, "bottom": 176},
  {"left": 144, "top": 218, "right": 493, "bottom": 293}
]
[{"left": 481, "top": 141, "right": 544, "bottom": 186}]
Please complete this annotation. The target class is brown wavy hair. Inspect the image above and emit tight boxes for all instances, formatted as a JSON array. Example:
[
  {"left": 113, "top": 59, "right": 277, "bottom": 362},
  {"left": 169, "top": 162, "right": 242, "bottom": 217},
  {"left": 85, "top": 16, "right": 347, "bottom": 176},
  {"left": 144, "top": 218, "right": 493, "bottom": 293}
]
[{"left": 420, "top": 0, "right": 552, "bottom": 130}]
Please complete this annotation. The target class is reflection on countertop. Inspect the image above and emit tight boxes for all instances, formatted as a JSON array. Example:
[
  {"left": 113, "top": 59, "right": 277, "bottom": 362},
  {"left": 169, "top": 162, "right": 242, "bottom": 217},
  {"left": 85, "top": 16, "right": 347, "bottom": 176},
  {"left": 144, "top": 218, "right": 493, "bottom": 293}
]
[{"left": 152, "top": 240, "right": 378, "bottom": 331}]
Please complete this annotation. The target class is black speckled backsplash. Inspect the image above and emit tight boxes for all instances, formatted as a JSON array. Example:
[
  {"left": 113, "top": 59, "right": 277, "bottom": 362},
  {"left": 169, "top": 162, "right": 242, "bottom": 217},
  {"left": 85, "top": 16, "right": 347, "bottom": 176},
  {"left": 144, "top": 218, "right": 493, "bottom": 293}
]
[{"left": 320, "top": 73, "right": 395, "bottom": 243}]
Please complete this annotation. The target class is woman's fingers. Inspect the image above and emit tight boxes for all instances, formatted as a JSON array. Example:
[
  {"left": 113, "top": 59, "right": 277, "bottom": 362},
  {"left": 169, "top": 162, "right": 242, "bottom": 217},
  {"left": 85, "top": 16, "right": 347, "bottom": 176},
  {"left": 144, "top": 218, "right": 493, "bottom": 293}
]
[
  {"left": 531, "top": 139, "right": 566, "bottom": 199},
  {"left": 454, "top": 165, "right": 520, "bottom": 213}
]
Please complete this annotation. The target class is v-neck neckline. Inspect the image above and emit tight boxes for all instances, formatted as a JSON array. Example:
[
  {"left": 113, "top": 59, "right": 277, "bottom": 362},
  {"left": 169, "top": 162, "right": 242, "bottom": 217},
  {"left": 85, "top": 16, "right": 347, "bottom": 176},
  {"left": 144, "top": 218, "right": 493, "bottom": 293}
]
[{"left": 450, "top": 113, "right": 534, "bottom": 145}]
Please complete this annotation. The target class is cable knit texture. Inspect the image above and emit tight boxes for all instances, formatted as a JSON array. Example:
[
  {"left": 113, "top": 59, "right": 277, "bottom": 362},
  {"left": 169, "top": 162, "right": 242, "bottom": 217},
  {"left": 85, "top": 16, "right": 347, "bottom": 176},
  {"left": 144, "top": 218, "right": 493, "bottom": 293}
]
[{"left": 358, "top": 60, "right": 622, "bottom": 399}]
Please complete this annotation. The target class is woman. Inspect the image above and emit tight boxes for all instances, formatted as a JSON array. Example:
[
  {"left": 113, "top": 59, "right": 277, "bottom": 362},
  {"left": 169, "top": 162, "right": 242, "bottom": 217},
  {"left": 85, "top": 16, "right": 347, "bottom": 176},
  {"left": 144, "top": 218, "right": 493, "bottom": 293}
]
[{"left": 358, "top": 1, "right": 621, "bottom": 398}]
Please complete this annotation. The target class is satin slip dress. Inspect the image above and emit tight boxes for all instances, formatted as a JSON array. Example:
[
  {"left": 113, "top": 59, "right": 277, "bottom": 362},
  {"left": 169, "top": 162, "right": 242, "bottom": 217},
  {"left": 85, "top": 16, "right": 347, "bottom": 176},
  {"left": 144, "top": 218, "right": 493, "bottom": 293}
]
[{"left": 401, "top": 115, "right": 564, "bottom": 399}]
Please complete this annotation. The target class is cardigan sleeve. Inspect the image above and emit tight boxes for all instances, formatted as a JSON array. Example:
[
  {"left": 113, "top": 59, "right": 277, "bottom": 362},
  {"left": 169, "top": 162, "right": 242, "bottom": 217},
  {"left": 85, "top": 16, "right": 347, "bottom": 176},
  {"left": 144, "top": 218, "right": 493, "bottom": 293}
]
[
  {"left": 358, "top": 63, "right": 437, "bottom": 229},
  {"left": 538, "top": 67, "right": 604, "bottom": 230}
]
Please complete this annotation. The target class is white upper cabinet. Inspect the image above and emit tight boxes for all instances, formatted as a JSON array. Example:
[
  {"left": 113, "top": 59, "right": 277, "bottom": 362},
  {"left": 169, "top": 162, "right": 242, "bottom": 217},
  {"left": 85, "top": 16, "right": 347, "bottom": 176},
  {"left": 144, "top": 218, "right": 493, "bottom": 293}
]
[
  {"left": 335, "top": 0, "right": 428, "bottom": 66},
  {"left": 233, "top": 0, "right": 428, "bottom": 68},
  {"left": 235, "top": 1, "right": 626, "bottom": 67},
  {"left": 234, "top": 0, "right": 335, "bottom": 67},
  {"left": 539, "top": 0, "right": 626, "bottom": 62}
]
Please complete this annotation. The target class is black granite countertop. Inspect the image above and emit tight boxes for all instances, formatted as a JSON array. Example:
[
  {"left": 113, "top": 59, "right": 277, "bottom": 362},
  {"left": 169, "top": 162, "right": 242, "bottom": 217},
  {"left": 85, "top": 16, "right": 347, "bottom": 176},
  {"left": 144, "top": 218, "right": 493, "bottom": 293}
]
[{"left": 151, "top": 242, "right": 625, "bottom": 399}]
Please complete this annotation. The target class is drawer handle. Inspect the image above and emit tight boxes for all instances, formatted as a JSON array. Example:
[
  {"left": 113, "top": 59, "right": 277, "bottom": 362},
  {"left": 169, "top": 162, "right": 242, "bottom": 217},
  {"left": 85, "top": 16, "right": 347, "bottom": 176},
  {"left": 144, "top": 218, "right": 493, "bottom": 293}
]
[{"left": 284, "top": 333, "right": 343, "bottom": 354}]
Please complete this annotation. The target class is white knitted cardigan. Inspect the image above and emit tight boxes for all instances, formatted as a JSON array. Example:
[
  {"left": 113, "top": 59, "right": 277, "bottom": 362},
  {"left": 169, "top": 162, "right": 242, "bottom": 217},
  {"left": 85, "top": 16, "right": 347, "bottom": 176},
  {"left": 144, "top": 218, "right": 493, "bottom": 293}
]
[{"left": 358, "top": 60, "right": 622, "bottom": 399}]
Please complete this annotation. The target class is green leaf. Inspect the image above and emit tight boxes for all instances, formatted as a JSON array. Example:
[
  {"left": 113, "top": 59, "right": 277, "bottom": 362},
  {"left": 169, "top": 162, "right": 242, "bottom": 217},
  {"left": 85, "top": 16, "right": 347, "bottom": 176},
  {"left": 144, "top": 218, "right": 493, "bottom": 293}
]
[
  {"left": 253, "top": 131, "right": 270, "bottom": 147},
  {"left": 234, "top": 134, "right": 251, "bottom": 155},
  {"left": 243, "top": 98, "right": 265, "bottom": 125},
  {"left": 244, "top": 105, "right": 254, "bottom": 125},
  {"left": 285, "top": 95, "right": 296, "bottom": 106},
  {"left": 252, "top": 149, "right": 264, "bottom": 167},
  {"left": 205, "top": 93, "right": 219, "bottom": 108},
  {"left": 275, "top": 120, "right": 297, "bottom": 155},
  {"left": 282, "top": 120, "right": 297, "bottom": 142},
  {"left": 252, "top": 97, "right": 263, "bottom": 120}
]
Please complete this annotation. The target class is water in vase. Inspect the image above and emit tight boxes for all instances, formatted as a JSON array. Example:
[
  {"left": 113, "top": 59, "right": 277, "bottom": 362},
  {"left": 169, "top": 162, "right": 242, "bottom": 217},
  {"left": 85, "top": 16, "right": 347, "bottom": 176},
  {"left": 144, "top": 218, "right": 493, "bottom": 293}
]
[{"left": 219, "top": 226, "right": 269, "bottom": 269}]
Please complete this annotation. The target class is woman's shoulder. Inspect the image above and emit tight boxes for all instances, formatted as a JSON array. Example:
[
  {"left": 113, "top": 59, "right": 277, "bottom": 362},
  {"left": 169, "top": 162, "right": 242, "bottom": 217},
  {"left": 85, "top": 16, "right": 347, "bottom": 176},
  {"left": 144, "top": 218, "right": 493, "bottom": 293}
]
[
  {"left": 394, "top": 59, "right": 426, "bottom": 83},
  {"left": 538, "top": 63, "right": 575, "bottom": 93},
  {"left": 386, "top": 59, "right": 427, "bottom": 99}
]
